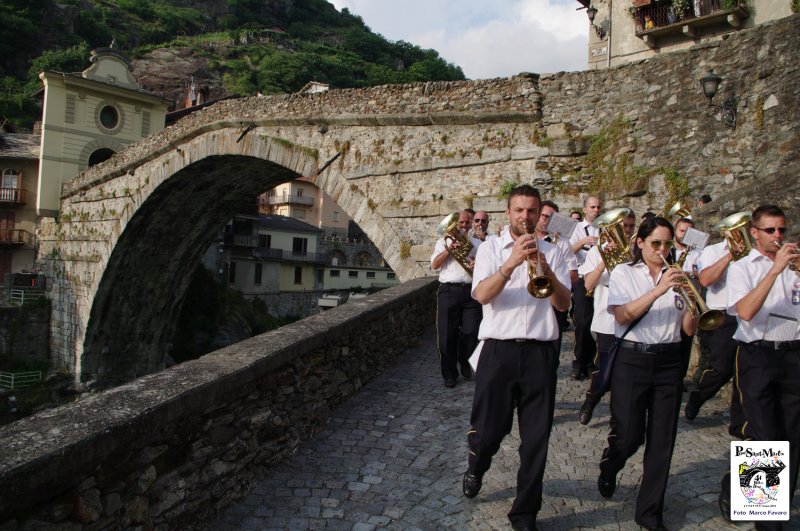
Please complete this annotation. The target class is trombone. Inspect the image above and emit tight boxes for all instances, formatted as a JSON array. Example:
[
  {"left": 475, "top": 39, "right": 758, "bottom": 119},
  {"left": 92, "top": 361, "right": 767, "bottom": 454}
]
[
  {"left": 659, "top": 254, "right": 724, "bottom": 331},
  {"left": 522, "top": 221, "right": 554, "bottom": 298}
]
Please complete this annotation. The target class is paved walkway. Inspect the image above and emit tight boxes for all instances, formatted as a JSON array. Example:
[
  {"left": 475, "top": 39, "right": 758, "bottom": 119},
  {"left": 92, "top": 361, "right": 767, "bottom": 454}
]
[{"left": 210, "top": 326, "right": 798, "bottom": 530}]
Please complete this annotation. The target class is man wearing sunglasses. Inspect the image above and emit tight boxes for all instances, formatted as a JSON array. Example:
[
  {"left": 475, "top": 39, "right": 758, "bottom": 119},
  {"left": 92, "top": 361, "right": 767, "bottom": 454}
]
[
  {"left": 471, "top": 211, "right": 490, "bottom": 241},
  {"left": 720, "top": 205, "right": 800, "bottom": 530}
]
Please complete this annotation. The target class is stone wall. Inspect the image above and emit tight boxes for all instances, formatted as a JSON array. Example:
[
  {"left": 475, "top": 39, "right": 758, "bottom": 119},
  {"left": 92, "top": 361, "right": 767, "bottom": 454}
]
[{"left": 0, "top": 278, "right": 437, "bottom": 529}]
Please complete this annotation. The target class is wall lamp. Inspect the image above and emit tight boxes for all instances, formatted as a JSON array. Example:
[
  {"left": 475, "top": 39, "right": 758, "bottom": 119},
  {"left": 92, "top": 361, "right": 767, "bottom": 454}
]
[
  {"left": 586, "top": 5, "right": 607, "bottom": 39},
  {"left": 699, "top": 69, "right": 738, "bottom": 128}
]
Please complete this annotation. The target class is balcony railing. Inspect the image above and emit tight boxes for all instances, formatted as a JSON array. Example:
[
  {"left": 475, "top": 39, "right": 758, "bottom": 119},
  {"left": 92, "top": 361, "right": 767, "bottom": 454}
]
[
  {"left": 0, "top": 229, "right": 33, "bottom": 246},
  {"left": 268, "top": 194, "right": 314, "bottom": 206},
  {"left": 633, "top": 0, "right": 748, "bottom": 43},
  {"left": 0, "top": 187, "right": 26, "bottom": 204},
  {"left": 253, "top": 248, "right": 328, "bottom": 264}
]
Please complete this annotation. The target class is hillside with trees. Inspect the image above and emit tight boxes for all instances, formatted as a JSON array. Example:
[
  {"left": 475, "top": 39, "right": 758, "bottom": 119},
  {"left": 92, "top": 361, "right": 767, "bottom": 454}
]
[{"left": 0, "top": 0, "right": 465, "bottom": 129}]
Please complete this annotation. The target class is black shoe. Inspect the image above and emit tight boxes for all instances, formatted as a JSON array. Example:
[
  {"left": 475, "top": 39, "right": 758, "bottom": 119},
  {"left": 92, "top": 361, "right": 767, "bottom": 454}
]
[
  {"left": 571, "top": 367, "right": 588, "bottom": 381},
  {"left": 728, "top": 424, "right": 745, "bottom": 439},
  {"left": 460, "top": 364, "right": 473, "bottom": 380},
  {"left": 444, "top": 378, "right": 457, "bottom": 388},
  {"left": 718, "top": 472, "right": 732, "bottom": 522},
  {"left": 684, "top": 391, "right": 700, "bottom": 421},
  {"left": 579, "top": 399, "right": 596, "bottom": 425},
  {"left": 598, "top": 474, "right": 616, "bottom": 498},
  {"left": 463, "top": 471, "right": 482, "bottom": 498},
  {"left": 635, "top": 519, "right": 669, "bottom": 531}
]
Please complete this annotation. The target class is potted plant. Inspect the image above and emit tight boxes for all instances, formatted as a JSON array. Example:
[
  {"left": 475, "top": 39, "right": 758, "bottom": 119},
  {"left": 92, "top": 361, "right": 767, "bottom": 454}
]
[{"left": 671, "top": 0, "right": 689, "bottom": 20}]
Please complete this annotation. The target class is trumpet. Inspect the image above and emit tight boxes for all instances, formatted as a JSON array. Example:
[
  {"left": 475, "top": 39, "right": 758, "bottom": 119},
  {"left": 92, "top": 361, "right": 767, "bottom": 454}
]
[
  {"left": 436, "top": 212, "right": 474, "bottom": 277},
  {"left": 778, "top": 242, "right": 800, "bottom": 277},
  {"left": 659, "top": 254, "right": 724, "bottom": 330},
  {"left": 522, "top": 221, "right": 554, "bottom": 298}
]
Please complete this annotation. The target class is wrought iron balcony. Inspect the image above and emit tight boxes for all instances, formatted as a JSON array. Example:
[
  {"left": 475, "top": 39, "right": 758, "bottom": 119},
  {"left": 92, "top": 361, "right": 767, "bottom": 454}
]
[
  {"left": 0, "top": 187, "right": 27, "bottom": 204},
  {"left": 0, "top": 229, "right": 33, "bottom": 246},
  {"left": 267, "top": 194, "right": 314, "bottom": 206},
  {"left": 632, "top": 0, "right": 748, "bottom": 47},
  {"left": 253, "top": 248, "right": 328, "bottom": 264}
]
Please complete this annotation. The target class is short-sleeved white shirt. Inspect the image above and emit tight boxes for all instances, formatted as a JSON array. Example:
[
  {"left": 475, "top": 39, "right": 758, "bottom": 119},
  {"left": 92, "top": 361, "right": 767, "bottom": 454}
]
[
  {"left": 430, "top": 235, "right": 481, "bottom": 284},
  {"left": 608, "top": 262, "right": 687, "bottom": 343},
  {"left": 569, "top": 220, "right": 599, "bottom": 266},
  {"left": 541, "top": 235, "right": 578, "bottom": 272},
  {"left": 696, "top": 240, "right": 731, "bottom": 310},
  {"left": 727, "top": 249, "right": 800, "bottom": 342},
  {"left": 578, "top": 246, "right": 615, "bottom": 335},
  {"left": 676, "top": 247, "right": 701, "bottom": 276},
  {"left": 472, "top": 226, "right": 572, "bottom": 341}
]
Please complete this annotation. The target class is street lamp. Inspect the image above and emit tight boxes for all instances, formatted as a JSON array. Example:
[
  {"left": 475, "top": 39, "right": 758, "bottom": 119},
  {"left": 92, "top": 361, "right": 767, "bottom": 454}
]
[
  {"left": 586, "top": 5, "right": 606, "bottom": 39},
  {"left": 699, "top": 69, "right": 737, "bottom": 128}
]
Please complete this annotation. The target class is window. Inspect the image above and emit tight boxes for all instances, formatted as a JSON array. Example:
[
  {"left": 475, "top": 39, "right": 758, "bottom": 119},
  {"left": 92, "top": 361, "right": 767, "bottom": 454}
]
[
  {"left": 254, "top": 263, "right": 262, "bottom": 284},
  {"left": 258, "top": 234, "right": 271, "bottom": 248},
  {"left": 333, "top": 211, "right": 340, "bottom": 222},
  {"left": 387, "top": 272, "right": 396, "bottom": 279},
  {"left": 294, "top": 266, "right": 303, "bottom": 284},
  {"left": 297, "top": 188, "right": 303, "bottom": 197},
  {"left": 88, "top": 148, "right": 115, "bottom": 167},
  {"left": 349, "top": 271, "right": 358, "bottom": 278},
  {"left": 228, "top": 261, "right": 237, "bottom": 283},
  {"left": 330, "top": 270, "right": 340, "bottom": 277},
  {"left": 99, "top": 105, "right": 119, "bottom": 129},
  {"left": 366, "top": 271, "right": 376, "bottom": 279},
  {"left": 292, "top": 237, "right": 308, "bottom": 255},
  {"left": 2, "top": 169, "right": 19, "bottom": 189}
]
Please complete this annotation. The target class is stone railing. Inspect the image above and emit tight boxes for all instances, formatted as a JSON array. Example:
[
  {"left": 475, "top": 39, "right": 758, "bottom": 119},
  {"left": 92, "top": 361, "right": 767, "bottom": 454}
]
[{"left": 0, "top": 277, "right": 437, "bottom": 529}]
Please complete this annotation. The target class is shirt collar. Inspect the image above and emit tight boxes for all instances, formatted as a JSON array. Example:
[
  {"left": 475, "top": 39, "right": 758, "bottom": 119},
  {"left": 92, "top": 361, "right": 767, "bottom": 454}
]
[{"left": 500, "top": 225, "right": 515, "bottom": 248}]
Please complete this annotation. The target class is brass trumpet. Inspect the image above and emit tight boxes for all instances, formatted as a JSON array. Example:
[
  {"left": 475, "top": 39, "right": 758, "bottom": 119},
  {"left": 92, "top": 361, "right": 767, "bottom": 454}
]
[
  {"left": 522, "top": 221, "right": 554, "bottom": 298},
  {"left": 436, "top": 212, "right": 474, "bottom": 277},
  {"left": 715, "top": 211, "right": 752, "bottom": 261},
  {"left": 659, "top": 254, "right": 724, "bottom": 330}
]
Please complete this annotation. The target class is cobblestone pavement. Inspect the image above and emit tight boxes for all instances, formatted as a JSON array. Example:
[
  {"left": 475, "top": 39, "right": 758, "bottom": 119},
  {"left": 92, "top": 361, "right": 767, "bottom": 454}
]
[{"left": 211, "top": 326, "right": 799, "bottom": 530}]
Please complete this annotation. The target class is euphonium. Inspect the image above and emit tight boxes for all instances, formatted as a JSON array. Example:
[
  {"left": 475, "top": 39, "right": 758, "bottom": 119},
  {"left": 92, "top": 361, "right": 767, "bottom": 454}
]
[
  {"left": 592, "top": 207, "right": 632, "bottom": 273},
  {"left": 715, "top": 211, "right": 752, "bottom": 261},
  {"left": 522, "top": 221, "right": 553, "bottom": 298},
  {"left": 436, "top": 212, "right": 474, "bottom": 277},
  {"left": 667, "top": 200, "right": 692, "bottom": 220},
  {"left": 659, "top": 254, "right": 724, "bottom": 331}
]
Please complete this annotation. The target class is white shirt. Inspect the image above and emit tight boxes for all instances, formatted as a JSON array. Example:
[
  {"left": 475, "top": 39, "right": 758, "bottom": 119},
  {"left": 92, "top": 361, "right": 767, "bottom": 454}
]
[
  {"left": 696, "top": 240, "right": 730, "bottom": 310},
  {"left": 675, "top": 246, "right": 701, "bottom": 276},
  {"left": 727, "top": 249, "right": 800, "bottom": 342},
  {"left": 541, "top": 234, "right": 578, "bottom": 272},
  {"left": 430, "top": 235, "right": 480, "bottom": 284},
  {"left": 472, "top": 226, "right": 571, "bottom": 341},
  {"left": 608, "top": 262, "right": 687, "bottom": 343},
  {"left": 569, "top": 220, "right": 599, "bottom": 266},
  {"left": 579, "top": 246, "right": 614, "bottom": 335}
]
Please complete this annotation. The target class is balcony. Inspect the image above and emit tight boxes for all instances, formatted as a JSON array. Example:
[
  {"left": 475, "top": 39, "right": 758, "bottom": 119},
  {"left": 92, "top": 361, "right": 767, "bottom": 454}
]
[
  {"left": 253, "top": 248, "right": 328, "bottom": 264},
  {"left": 0, "top": 229, "right": 33, "bottom": 246},
  {"left": 632, "top": 0, "right": 748, "bottom": 48},
  {"left": 267, "top": 194, "right": 314, "bottom": 207},
  {"left": 0, "top": 188, "right": 26, "bottom": 205},
  {"left": 223, "top": 233, "right": 257, "bottom": 247}
]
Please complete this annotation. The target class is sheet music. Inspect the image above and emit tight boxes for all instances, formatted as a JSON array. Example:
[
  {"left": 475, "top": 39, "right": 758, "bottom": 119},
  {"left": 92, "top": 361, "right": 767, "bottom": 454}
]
[
  {"left": 683, "top": 227, "right": 710, "bottom": 251},
  {"left": 764, "top": 314, "right": 798, "bottom": 341},
  {"left": 468, "top": 340, "right": 484, "bottom": 372},
  {"left": 547, "top": 212, "right": 578, "bottom": 240}
]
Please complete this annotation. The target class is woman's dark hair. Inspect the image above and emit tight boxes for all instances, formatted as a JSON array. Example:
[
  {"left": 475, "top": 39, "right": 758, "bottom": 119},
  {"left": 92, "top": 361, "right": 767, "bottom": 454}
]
[{"left": 631, "top": 216, "right": 674, "bottom": 265}]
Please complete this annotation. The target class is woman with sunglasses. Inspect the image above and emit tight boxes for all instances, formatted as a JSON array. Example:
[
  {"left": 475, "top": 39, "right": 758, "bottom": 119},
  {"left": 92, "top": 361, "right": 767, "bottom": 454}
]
[{"left": 597, "top": 216, "right": 698, "bottom": 531}]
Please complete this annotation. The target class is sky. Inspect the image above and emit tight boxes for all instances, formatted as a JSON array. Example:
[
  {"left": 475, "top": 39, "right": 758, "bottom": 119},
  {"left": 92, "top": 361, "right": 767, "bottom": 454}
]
[{"left": 329, "top": 0, "right": 590, "bottom": 80}]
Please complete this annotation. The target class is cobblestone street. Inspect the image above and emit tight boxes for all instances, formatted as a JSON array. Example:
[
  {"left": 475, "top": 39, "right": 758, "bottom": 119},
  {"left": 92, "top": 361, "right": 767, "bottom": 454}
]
[{"left": 210, "top": 325, "right": 799, "bottom": 530}]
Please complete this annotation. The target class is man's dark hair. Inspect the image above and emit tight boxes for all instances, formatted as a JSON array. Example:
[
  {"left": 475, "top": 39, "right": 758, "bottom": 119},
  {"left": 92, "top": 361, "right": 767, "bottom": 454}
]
[
  {"left": 751, "top": 205, "right": 785, "bottom": 225},
  {"left": 625, "top": 209, "right": 637, "bottom": 220},
  {"left": 641, "top": 211, "right": 656, "bottom": 220},
  {"left": 507, "top": 184, "right": 542, "bottom": 208},
  {"left": 464, "top": 208, "right": 476, "bottom": 215},
  {"left": 676, "top": 217, "right": 695, "bottom": 227},
  {"left": 541, "top": 200, "right": 559, "bottom": 212},
  {"left": 699, "top": 194, "right": 712, "bottom": 204}
]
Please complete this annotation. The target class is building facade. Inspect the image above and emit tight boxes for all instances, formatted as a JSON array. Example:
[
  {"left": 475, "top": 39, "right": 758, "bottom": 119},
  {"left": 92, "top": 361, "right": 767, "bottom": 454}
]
[
  {"left": 260, "top": 179, "right": 349, "bottom": 237},
  {"left": 0, "top": 134, "right": 40, "bottom": 279}
]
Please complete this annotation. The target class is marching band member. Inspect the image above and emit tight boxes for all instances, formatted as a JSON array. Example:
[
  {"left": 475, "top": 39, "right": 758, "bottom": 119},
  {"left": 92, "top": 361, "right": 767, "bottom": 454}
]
[
  {"left": 598, "top": 216, "right": 697, "bottom": 531},
  {"left": 463, "top": 185, "right": 571, "bottom": 531},
  {"left": 578, "top": 209, "right": 636, "bottom": 425},
  {"left": 720, "top": 205, "right": 800, "bottom": 530}
]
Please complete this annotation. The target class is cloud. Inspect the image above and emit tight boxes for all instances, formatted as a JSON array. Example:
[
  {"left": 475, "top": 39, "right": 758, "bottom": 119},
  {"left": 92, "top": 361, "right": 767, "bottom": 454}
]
[{"left": 329, "top": 0, "right": 589, "bottom": 79}]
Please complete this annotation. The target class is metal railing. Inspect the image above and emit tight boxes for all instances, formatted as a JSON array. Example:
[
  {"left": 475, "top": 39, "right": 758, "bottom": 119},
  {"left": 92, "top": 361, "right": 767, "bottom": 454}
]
[
  {"left": 0, "top": 229, "right": 33, "bottom": 245},
  {"left": 8, "top": 289, "right": 45, "bottom": 306},
  {"left": 0, "top": 371, "right": 42, "bottom": 389},
  {"left": 267, "top": 194, "right": 314, "bottom": 206},
  {"left": 634, "top": 0, "right": 728, "bottom": 32},
  {"left": 0, "top": 187, "right": 27, "bottom": 204},
  {"left": 253, "top": 248, "right": 328, "bottom": 264}
]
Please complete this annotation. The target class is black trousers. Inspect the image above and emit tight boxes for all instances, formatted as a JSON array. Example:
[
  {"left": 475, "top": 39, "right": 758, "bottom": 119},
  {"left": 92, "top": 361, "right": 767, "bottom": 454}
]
[
  {"left": 467, "top": 338, "right": 559, "bottom": 528},
  {"left": 584, "top": 332, "right": 616, "bottom": 406},
  {"left": 691, "top": 315, "right": 743, "bottom": 432},
  {"left": 600, "top": 344, "right": 683, "bottom": 528},
  {"left": 735, "top": 342, "right": 800, "bottom": 531},
  {"left": 436, "top": 282, "right": 481, "bottom": 380},
  {"left": 572, "top": 278, "right": 597, "bottom": 374}
]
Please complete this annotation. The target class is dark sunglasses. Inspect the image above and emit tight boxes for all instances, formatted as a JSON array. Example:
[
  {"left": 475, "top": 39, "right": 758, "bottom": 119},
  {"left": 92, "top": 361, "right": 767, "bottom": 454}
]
[
  {"left": 474, "top": 218, "right": 488, "bottom": 222},
  {"left": 648, "top": 239, "right": 675, "bottom": 250},
  {"left": 754, "top": 226, "right": 787, "bottom": 235}
]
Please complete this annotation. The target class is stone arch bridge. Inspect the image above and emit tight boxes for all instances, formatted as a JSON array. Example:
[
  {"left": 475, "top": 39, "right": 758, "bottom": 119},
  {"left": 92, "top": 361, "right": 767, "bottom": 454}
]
[{"left": 39, "top": 15, "right": 799, "bottom": 385}]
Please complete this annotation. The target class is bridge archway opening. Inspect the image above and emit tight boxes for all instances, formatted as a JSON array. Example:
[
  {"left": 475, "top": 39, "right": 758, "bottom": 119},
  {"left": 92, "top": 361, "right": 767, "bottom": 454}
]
[{"left": 80, "top": 154, "right": 298, "bottom": 385}]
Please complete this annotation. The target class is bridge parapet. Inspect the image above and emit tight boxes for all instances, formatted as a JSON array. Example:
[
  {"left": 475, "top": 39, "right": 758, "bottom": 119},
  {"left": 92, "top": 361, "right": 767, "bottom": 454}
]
[{"left": 0, "top": 277, "right": 436, "bottom": 529}]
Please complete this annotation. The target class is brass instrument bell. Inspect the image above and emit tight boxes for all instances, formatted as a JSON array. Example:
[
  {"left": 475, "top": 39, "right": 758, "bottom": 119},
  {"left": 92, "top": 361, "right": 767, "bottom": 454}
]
[
  {"left": 715, "top": 211, "right": 752, "bottom": 261},
  {"left": 659, "top": 254, "right": 724, "bottom": 331},
  {"left": 667, "top": 200, "right": 692, "bottom": 220},
  {"left": 436, "top": 212, "right": 474, "bottom": 276},
  {"left": 592, "top": 207, "right": 632, "bottom": 273},
  {"left": 522, "top": 221, "right": 554, "bottom": 298}
]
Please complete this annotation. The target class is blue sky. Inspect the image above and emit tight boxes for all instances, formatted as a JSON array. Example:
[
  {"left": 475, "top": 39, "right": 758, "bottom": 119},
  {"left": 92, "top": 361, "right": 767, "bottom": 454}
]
[{"left": 329, "top": 0, "right": 590, "bottom": 79}]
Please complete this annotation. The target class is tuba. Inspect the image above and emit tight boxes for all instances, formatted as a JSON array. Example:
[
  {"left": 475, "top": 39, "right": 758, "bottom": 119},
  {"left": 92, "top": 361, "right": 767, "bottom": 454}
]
[
  {"left": 659, "top": 254, "right": 725, "bottom": 331},
  {"left": 667, "top": 200, "right": 692, "bottom": 220},
  {"left": 436, "top": 212, "right": 474, "bottom": 276},
  {"left": 715, "top": 211, "right": 752, "bottom": 261},
  {"left": 592, "top": 208, "right": 632, "bottom": 273},
  {"left": 522, "top": 221, "right": 554, "bottom": 298}
]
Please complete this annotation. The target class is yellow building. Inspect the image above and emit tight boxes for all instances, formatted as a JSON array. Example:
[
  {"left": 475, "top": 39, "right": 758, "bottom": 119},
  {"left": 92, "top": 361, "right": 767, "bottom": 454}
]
[
  {"left": 0, "top": 133, "right": 40, "bottom": 279},
  {"left": 260, "top": 179, "right": 349, "bottom": 237},
  {"left": 36, "top": 43, "right": 170, "bottom": 215}
]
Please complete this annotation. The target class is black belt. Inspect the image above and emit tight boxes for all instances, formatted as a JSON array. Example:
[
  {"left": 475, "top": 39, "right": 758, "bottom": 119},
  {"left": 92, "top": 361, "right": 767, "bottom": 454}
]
[
  {"left": 493, "top": 338, "right": 549, "bottom": 344},
  {"left": 619, "top": 340, "right": 680, "bottom": 354},
  {"left": 443, "top": 282, "right": 471, "bottom": 287},
  {"left": 752, "top": 339, "right": 800, "bottom": 351}
]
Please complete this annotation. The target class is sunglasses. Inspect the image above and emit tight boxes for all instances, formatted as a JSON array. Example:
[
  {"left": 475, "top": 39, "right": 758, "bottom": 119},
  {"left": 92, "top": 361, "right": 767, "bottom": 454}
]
[
  {"left": 474, "top": 218, "right": 488, "bottom": 222},
  {"left": 753, "top": 226, "right": 787, "bottom": 235},
  {"left": 648, "top": 239, "right": 675, "bottom": 250}
]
